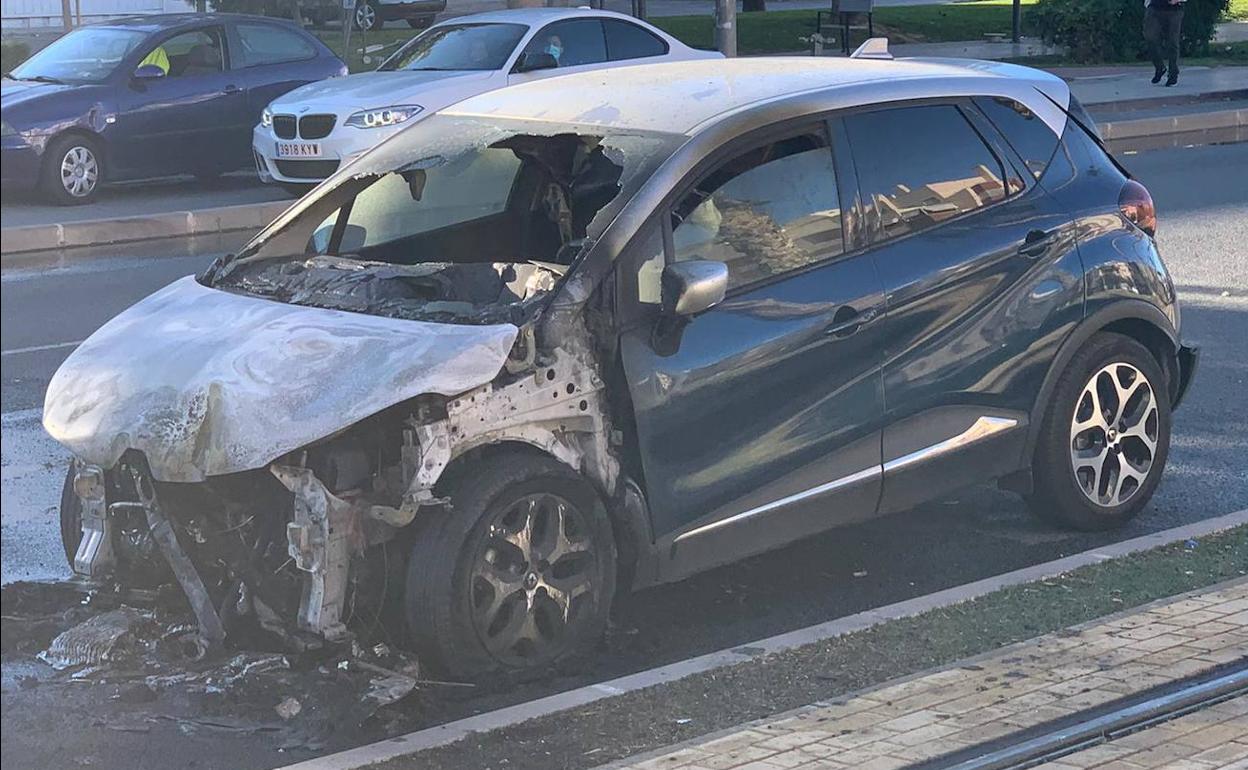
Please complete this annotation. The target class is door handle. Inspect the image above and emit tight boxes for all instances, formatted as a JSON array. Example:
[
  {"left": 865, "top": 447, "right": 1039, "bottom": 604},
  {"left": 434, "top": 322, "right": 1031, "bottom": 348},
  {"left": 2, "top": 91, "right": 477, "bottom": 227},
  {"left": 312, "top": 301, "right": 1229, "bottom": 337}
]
[
  {"left": 1018, "top": 228, "right": 1056, "bottom": 258},
  {"left": 825, "top": 304, "right": 879, "bottom": 339}
]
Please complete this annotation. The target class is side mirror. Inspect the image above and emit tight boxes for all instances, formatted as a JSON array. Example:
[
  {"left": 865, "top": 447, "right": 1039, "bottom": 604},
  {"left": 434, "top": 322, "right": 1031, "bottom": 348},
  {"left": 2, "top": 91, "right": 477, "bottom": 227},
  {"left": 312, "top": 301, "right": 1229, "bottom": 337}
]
[
  {"left": 133, "top": 64, "right": 166, "bottom": 80},
  {"left": 514, "top": 51, "right": 558, "bottom": 73},
  {"left": 662, "top": 260, "right": 728, "bottom": 317}
]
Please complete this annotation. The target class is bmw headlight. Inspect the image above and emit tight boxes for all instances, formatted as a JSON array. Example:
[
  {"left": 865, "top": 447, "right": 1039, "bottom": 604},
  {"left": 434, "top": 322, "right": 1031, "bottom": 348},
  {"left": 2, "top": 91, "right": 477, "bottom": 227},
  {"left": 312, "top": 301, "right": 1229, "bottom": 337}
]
[
  {"left": 260, "top": 107, "right": 273, "bottom": 128},
  {"left": 345, "top": 105, "right": 422, "bottom": 129}
]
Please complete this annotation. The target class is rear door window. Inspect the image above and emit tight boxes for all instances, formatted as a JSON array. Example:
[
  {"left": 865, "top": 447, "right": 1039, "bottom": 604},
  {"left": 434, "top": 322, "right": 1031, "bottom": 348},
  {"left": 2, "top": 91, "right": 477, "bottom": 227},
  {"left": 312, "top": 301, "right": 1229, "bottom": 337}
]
[
  {"left": 845, "top": 104, "right": 1009, "bottom": 243},
  {"left": 522, "top": 19, "right": 608, "bottom": 68},
  {"left": 603, "top": 19, "right": 669, "bottom": 61},
  {"left": 235, "top": 22, "right": 316, "bottom": 67},
  {"left": 973, "top": 96, "right": 1061, "bottom": 180}
]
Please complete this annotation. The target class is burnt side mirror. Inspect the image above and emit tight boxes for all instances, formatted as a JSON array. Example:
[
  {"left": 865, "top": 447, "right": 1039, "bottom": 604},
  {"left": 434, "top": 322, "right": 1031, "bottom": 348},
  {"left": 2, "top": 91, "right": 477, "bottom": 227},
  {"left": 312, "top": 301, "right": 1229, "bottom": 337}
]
[
  {"left": 133, "top": 63, "right": 166, "bottom": 80},
  {"left": 661, "top": 260, "right": 728, "bottom": 317},
  {"left": 514, "top": 51, "right": 558, "bottom": 73}
]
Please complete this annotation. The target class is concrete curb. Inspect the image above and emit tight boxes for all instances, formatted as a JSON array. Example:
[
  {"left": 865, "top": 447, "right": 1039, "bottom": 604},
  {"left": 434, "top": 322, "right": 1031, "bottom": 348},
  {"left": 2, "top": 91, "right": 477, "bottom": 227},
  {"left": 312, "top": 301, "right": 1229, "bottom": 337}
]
[
  {"left": 1099, "top": 105, "right": 1248, "bottom": 140},
  {"left": 0, "top": 199, "right": 291, "bottom": 258},
  {"left": 277, "top": 509, "right": 1248, "bottom": 770}
]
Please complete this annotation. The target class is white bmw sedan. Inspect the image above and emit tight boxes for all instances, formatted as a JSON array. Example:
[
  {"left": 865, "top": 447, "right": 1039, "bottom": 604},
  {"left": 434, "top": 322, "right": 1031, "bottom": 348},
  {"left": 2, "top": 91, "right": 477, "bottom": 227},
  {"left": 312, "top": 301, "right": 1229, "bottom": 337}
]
[{"left": 252, "top": 7, "right": 719, "bottom": 191}]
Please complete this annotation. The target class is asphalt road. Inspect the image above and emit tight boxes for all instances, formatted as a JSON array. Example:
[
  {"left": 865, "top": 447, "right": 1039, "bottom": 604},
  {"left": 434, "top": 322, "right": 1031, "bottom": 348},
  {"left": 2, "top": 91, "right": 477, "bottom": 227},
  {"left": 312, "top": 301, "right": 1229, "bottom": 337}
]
[{"left": 1, "top": 141, "right": 1246, "bottom": 770}]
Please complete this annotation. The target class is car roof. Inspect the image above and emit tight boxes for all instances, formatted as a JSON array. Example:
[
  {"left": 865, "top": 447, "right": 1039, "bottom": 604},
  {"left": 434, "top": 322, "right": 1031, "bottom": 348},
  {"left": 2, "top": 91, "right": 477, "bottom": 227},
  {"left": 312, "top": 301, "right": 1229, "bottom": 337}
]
[
  {"left": 434, "top": 7, "right": 661, "bottom": 26},
  {"left": 91, "top": 12, "right": 291, "bottom": 33},
  {"left": 443, "top": 56, "right": 1071, "bottom": 136}
]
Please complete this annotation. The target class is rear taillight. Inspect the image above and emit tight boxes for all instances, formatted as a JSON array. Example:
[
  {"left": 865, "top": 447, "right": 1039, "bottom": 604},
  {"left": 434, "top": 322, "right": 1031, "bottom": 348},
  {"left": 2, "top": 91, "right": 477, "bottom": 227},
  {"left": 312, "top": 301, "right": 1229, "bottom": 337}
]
[{"left": 1119, "top": 180, "right": 1156, "bottom": 237}]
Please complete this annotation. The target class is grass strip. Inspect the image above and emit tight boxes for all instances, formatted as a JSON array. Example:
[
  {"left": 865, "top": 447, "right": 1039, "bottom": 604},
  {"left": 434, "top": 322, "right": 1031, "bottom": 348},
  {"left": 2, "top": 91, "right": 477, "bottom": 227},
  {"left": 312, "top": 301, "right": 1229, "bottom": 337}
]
[{"left": 379, "top": 524, "right": 1247, "bottom": 770}]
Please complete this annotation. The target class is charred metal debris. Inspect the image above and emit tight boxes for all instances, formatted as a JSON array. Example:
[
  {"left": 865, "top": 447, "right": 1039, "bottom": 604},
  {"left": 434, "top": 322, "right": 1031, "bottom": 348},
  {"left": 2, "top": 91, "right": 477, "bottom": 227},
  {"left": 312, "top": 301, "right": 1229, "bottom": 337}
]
[{"left": 62, "top": 130, "right": 639, "bottom": 657}]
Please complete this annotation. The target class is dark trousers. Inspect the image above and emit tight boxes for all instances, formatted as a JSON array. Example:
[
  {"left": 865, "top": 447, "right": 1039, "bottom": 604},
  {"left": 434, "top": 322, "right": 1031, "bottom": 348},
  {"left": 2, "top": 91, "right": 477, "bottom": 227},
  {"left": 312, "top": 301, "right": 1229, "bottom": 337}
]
[{"left": 1144, "top": 6, "right": 1184, "bottom": 75}]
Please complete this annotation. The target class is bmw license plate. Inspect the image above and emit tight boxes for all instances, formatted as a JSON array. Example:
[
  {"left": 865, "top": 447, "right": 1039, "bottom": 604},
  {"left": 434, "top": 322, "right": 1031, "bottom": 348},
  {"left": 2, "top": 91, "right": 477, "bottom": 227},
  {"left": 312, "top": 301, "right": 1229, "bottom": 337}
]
[{"left": 276, "top": 142, "right": 321, "bottom": 158}]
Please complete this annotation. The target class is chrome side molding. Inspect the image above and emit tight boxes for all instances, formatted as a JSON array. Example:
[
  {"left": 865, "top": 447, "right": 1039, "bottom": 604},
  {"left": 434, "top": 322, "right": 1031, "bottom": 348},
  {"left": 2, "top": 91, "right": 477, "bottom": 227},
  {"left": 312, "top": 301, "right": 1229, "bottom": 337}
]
[
  {"left": 673, "top": 465, "right": 881, "bottom": 544},
  {"left": 672, "top": 415, "right": 1018, "bottom": 546},
  {"left": 883, "top": 416, "right": 1019, "bottom": 473}
]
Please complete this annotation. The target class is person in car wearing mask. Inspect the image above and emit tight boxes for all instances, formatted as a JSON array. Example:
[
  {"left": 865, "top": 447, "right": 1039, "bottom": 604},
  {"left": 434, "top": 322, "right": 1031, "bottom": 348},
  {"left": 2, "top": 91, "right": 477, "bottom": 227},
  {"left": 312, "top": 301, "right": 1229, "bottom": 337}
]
[{"left": 544, "top": 33, "right": 564, "bottom": 65}]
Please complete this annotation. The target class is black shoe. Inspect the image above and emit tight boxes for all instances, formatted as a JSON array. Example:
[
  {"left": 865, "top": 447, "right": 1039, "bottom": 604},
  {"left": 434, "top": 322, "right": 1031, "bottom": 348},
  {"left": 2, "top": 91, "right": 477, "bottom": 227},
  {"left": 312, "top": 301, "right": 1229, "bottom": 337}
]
[
  {"left": 1152, "top": 66, "right": 1165, "bottom": 84},
  {"left": 1165, "top": 72, "right": 1178, "bottom": 86}
]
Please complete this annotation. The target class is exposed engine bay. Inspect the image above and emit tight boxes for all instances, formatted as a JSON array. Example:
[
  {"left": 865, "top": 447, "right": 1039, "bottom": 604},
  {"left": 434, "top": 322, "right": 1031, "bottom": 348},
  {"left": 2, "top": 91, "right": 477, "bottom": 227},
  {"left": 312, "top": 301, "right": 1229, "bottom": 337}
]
[{"left": 43, "top": 119, "right": 671, "bottom": 657}]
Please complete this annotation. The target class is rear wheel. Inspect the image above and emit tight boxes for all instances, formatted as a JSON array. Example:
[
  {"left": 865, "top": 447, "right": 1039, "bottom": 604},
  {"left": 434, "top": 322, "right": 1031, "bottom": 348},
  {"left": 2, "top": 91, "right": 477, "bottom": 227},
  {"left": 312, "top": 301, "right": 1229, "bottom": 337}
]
[
  {"left": 406, "top": 16, "right": 434, "bottom": 29},
  {"left": 1027, "top": 333, "right": 1171, "bottom": 530},
  {"left": 353, "top": 1, "right": 379, "bottom": 30},
  {"left": 405, "top": 454, "right": 616, "bottom": 677},
  {"left": 40, "top": 134, "right": 103, "bottom": 205}
]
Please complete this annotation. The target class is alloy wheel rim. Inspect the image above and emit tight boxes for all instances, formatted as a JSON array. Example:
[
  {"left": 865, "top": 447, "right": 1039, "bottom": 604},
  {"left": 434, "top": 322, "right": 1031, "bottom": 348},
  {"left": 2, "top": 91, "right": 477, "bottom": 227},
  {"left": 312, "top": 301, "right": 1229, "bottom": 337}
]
[
  {"left": 1069, "top": 361, "right": 1159, "bottom": 507},
  {"left": 60, "top": 146, "right": 98, "bottom": 197},
  {"left": 470, "top": 492, "right": 598, "bottom": 666},
  {"left": 355, "top": 3, "right": 375, "bottom": 29}
]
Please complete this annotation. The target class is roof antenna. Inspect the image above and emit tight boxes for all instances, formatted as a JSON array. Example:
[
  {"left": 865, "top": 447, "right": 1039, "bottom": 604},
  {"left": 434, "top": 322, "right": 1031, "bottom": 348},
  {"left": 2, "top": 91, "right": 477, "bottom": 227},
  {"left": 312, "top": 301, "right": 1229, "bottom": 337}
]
[{"left": 850, "top": 37, "right": 893, "bottom": 60}]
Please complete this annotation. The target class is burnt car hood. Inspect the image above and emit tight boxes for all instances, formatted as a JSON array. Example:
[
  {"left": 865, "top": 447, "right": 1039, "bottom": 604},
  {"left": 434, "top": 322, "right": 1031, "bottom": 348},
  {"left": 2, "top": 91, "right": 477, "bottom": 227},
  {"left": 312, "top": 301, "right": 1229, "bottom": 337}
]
[{"left": 43, "top": 276, "right": 519, "bottom": 482}]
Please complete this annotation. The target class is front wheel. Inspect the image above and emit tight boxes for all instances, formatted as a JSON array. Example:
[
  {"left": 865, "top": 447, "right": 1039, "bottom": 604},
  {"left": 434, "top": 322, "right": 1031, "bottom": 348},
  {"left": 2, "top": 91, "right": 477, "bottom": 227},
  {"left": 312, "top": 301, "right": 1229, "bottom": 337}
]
[
  {"left": 40, "top": 134, "right": 103, "bottom": 205},
  {"left": 405, "top": 454, "right": 617, "bottom": 678},
  {"left": 1026, "top": 333, "right": 1171, "bottom": 530}
]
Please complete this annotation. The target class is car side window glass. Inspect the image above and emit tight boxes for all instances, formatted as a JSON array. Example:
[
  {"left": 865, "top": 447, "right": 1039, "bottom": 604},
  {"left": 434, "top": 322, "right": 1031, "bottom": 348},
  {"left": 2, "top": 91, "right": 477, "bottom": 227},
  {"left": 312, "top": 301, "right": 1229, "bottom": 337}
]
[
  {"left": 669, "top": 132, "right": 844, "bottom": 292},
  {"left": 973, "top": 96, "right": 1060, "bottom": 180},
  {"left": 603, "top": 19, "right": 668, "bottom": 61},
  {"left": 522, "top": 19, "right": 607, "bottom": 68},
  {"left": 146, "top": 28, "right": 224, "bottom": 77},
  {"left": 845, "top": 104, "right": 1008, "bottom": 242},
  {"left": 235, "top": 23, "right": 316, "bottom": 68}
]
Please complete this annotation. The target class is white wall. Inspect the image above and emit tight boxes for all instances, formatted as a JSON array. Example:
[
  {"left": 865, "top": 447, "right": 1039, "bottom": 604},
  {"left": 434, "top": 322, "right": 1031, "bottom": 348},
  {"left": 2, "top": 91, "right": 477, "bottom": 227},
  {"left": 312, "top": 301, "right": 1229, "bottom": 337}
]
[{"left": 1, "top": 0, "right": 197, "bottom": 28}]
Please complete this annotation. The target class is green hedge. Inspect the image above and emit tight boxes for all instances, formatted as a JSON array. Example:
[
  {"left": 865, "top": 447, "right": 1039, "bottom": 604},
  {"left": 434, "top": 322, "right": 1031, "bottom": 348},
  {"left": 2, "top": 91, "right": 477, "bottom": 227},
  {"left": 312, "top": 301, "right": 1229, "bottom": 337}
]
[{"left": 1029, "top": 0, "right": 1230, "bottom": 62}]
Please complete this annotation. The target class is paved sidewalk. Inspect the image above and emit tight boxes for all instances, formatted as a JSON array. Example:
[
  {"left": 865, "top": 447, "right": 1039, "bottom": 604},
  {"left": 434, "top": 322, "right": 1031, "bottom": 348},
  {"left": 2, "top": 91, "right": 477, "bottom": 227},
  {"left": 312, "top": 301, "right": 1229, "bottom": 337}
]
[{"left": 598, "top": 581, "right": 1248, "bottom": 770}]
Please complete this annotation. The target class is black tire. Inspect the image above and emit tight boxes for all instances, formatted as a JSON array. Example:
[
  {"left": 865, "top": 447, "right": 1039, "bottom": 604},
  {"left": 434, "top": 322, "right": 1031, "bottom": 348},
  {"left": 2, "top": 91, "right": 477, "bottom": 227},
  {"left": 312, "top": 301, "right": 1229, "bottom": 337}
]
[
  {"left": 40, "top": 133, "right": 104, "bottom": 205},
  {"left": 353, "top": 0, "right": 380, "bottom": 31},
  {"left": 59, "top": 462, "right": 83, "bottom": 566},
  {"left": 1026, "top": 332, "right": 1171, "bottom": 531},
  {"left": 405, "top": 453, "right": 617, "bottom": 678},
  {"left": 406, "top": 16, "right": 434, "bottom": 29},
  {"left": 279, "top": 182, "right": 317, "bottom": 198}
]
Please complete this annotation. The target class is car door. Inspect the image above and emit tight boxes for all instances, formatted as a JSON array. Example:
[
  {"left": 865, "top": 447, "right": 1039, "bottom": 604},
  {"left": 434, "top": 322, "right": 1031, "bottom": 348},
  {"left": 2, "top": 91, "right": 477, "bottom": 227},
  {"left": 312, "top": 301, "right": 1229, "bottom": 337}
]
[
  {"left": 840, "top": 100, "right": 1085, "bottom": 515},
  {"left": 229, "top": 20, "right": 324, "bottom": 151},
  {"left": 618, "top": 121, "right": 887, "bottom": 578},
  {"left": 111, "top": 25, "right": 245, "bottom": 178},
  {"left": 508, "top": 18, "right": 609, "bottom": 84}
]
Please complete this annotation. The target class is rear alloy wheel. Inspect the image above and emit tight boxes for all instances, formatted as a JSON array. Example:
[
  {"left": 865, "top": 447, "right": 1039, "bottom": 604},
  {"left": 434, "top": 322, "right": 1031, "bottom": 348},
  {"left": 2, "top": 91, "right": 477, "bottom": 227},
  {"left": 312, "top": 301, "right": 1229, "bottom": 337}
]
[
  {"left": 41, "top": 134, "right": 103, "bottom": 205},
  {"left": 405, "top": 454, "right": 616, "bottom": 677},
  {"left": 1027, "top": 333, "right": 1171, "bottom": 530},
  {"left": 353, "top": 1, "right": 378, "bottom": 31}
]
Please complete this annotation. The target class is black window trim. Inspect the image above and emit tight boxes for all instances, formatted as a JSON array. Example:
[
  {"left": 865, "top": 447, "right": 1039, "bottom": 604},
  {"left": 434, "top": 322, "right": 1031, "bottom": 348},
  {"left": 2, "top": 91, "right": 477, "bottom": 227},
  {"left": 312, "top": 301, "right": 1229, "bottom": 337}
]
[
  {"left": 232, "top": 19, "right": 319, "bottom": 70},
  {"left": 603, "top": 18, "right": 670, "bottom": 62},
  {"left": 842, "top": 97, "right": 1023, "bottom": 253}
]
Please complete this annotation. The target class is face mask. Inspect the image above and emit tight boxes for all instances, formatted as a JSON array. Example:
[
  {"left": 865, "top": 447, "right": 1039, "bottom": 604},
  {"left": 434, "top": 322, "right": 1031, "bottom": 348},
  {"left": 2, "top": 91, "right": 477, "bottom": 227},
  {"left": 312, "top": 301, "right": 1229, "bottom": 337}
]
[{"left": 546, "top": 44, "right": 563, "bottom": 59}]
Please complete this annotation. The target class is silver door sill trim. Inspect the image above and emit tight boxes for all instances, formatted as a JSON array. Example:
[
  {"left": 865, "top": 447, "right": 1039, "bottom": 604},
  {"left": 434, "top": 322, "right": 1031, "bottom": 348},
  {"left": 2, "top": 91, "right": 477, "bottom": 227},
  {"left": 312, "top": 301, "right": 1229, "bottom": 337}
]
[
  {"left": 883, "top": 415, "right": 1019, "bottom": 474},
  {"left": 673, "top": 465, "right": 881, "bottom": 545}
]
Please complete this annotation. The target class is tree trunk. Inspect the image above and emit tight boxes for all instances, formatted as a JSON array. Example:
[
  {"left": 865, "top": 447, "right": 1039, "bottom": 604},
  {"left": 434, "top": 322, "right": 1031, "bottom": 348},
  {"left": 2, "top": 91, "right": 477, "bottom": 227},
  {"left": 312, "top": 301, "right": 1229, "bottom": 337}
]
[{"left": 742, "top": 0, "right": 766, "bottom": 11}]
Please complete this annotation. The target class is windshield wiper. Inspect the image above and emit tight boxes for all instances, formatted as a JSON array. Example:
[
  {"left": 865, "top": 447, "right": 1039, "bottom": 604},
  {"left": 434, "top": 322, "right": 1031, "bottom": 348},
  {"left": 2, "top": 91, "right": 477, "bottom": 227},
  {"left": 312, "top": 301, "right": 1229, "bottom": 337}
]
[{"left": 11, "top": 74, "right": 66, "bottom": 84}]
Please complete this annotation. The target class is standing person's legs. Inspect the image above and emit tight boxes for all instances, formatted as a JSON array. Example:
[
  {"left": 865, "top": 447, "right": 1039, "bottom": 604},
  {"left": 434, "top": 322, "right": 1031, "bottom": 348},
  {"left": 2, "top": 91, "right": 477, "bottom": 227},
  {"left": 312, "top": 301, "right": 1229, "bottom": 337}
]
[
  {"left": 1144, "top": 7, "right": 1165, "bottom": 82},
  {"left": 1164, "top": 9, "right": 1184, "bottom": 84}
]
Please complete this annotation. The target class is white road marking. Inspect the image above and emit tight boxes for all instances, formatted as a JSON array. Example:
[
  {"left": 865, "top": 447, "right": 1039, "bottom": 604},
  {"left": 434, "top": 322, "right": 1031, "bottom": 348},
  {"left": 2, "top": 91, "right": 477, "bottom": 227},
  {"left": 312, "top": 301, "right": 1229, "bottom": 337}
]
[{"left": 1, "top": 339, "right": 83, "bottom": 357}]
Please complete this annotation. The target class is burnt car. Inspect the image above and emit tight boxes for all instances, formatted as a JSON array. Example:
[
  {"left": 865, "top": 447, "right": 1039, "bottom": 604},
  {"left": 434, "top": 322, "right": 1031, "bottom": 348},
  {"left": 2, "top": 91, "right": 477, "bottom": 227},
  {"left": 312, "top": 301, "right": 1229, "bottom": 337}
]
[{"left": 44, "top": 50, "right": 1197, "bottom": 675}]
